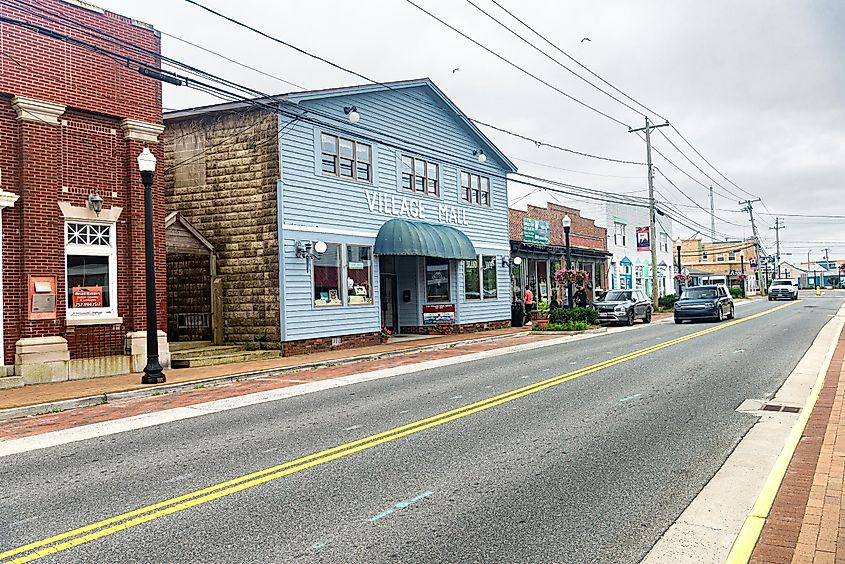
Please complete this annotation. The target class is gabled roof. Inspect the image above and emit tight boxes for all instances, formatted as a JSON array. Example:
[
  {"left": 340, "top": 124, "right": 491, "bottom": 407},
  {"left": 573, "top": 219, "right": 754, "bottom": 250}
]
[
  {"left": 165, "top": 212, "right": 214, "bottom": 256},
  {"left": 165, "top": 78, "right": 516, "bottom": 173}
]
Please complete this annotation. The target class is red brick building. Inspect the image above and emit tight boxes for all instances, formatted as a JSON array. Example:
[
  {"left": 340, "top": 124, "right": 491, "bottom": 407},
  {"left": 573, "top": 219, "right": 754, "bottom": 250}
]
[
  {"left": 0, "top": 0, "right": 168, "bottom": 387},
  {"left": 509, "top": 203, "right": 610, "bottom": 304}
]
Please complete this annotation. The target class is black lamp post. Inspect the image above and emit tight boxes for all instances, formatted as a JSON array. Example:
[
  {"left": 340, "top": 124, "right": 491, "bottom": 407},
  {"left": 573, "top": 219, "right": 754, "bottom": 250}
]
[
  {"left": 675, "top": 239, "right": 683, "bottom": 295},
  {"left": 138, "top": 148, "right": 166, "bottom": 384},
  {"left": 563, "top": 214, "right": 573, "bottom": 308}
]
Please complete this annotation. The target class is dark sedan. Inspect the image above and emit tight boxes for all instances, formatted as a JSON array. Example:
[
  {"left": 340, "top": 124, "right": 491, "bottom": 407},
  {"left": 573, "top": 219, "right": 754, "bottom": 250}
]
[
  {"left": 674, "top": 285, "right": 734, "bottom": 323},
  {"left": 593, "top": 289, "right": 653, "bottom": 326}
]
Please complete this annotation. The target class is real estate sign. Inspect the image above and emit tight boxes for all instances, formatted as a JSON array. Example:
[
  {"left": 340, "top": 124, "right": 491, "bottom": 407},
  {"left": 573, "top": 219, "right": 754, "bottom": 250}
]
[{"left": 72, "top": 286, "right": 103, "bottom": 308}]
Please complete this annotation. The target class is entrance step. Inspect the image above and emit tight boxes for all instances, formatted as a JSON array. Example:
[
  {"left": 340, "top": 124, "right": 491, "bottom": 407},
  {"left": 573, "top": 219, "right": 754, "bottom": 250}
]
[
  {"left": 170, "top": 345, "right": 243, "bottom": 360},
  {"left": 169, "top": 341, "right": 211, "bottom": 352},
  {"left": 0, "top": 376, "right": 24, "bottom": 390},
  {"left": 170, "top": 349, "right": 280, "bottom": 369}
]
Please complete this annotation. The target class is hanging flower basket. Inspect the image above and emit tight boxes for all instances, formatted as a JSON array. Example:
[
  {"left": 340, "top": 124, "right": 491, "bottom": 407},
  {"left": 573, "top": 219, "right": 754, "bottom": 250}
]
[
  {"left": 673, "top": 273, "right": 692, "bottom": 284},
  {"left": 736, "top": 273, "right": 748, "bottom": 281},
  {"left": 554, "top": 268, "right": 591, "bottom": 287}
]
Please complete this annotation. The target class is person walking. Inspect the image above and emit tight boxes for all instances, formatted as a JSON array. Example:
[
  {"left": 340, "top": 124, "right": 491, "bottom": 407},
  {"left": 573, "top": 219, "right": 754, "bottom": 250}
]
[
  {"left": 523, "top": 286, "right": 534, "bottom": 324},
  {"left": 574, "top": 285, "right": 588, "bottom": 308}
]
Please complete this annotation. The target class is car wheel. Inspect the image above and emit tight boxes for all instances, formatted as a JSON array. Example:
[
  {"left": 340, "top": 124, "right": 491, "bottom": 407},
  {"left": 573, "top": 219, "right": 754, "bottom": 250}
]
[
  {"left": 644, "top": 308, "right": 652, "bottom": 324},
  {"left": 674, "top": 318, "right": 682, "bottom": 324},
  {"left": 716, "top": 307, "right": 724, "bottom": 322},
  {"left": 727, "top": 306, "right": 735, "bottom": 319},
  {"left": 626, "top": 309, "right": 635, "bottom": 326},
  {"left": 768, "top": 296, "right": 773, "bottom": 301}
]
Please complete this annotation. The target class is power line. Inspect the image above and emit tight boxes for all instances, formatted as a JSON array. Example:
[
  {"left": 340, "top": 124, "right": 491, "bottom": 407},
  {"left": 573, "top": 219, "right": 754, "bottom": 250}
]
[
  {"left": 400, "top": 0, "right": 633, "bottom": 128},
  {"left": 485, "top": 0, "right": 667, "bottom": 122},
  {"left": 509, "top": 157, "right": 645, "bottom": 179}
]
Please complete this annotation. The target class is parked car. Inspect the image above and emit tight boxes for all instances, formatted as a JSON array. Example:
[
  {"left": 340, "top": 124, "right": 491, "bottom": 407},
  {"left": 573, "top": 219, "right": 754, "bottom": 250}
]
[
  {"left": 674, "top": 284, "right": 734, "bottom": 323},
  {"left": 593, "top": 289, "right": 652, "bottom": 325},
  {"left": 768, "top": 279, "right": 799, "bottom": 301}
]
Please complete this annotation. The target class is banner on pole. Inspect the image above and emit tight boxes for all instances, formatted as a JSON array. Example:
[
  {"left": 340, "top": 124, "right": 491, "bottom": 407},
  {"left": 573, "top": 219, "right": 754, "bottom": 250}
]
[{"left": 636, "top": 227, "right": 650, "bottom": 252}]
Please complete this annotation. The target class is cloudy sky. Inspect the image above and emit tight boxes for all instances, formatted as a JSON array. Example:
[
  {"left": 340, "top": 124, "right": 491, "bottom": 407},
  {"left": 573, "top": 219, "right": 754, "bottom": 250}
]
[{"left": 98, "top": 0, "right": 845, "bottom": 262}]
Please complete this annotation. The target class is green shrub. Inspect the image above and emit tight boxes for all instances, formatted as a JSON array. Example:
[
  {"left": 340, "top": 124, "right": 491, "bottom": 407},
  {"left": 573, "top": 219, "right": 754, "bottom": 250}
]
[
  {"left": 729, "top": 286, "right": 744, "bottom": 298},
  {"left": 659, "top": 294, "right": 678, "bottom": 309},
  {"left": 532, "top": 320, "right": 591, "bottom": 331},
  {"left": 548, "top": 307, "right": 598, "bottom": 325}
]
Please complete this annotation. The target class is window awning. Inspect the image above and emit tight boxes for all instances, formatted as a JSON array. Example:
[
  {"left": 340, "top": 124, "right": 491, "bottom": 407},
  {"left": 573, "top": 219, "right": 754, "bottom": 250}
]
[{"left": 374, "top": 218, "right": 477, "bottom": 260}]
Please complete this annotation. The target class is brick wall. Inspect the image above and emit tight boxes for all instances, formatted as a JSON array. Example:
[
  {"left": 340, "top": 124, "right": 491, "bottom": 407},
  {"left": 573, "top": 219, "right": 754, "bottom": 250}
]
[
  {"left": 164, "top": 110, "right": 281, "bottom": 349},
  {"left": 0, "top": 0, "right": 164, "bottom": 364},
  {"left": 282, "top": 332, "right": 382, "bottom": 357},
  {"left": 166, "top": 253, "right": 211, "bottom": 342},
  {"left": 509, "top": 203, "right": 607, "bottom": 251}
]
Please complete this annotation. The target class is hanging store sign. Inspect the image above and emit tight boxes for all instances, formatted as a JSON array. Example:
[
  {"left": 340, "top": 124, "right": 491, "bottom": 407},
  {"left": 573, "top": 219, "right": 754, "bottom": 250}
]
[
  {"left": 636, "top": 227, "right": 650, "bottom": 251},
  {"left": 365, "top": 190, "right": 468, "bottom": 226},
  {"left": 522, "top": 218, "right": 550, "bottom": 244},
  {"left": 423, "top": 304, "right": 456, "bottom": 325}
]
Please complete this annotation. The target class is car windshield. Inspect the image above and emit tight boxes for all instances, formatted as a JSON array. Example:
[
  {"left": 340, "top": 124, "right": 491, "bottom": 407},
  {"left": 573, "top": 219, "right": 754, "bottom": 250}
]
[
  {"left": 682, "top": 287, "right": 718, "bottom": 300},
  {"left": 772, "top": 281, "right": 792, "bottom": 286},
  {"left": 601, "top": 290, "right": 631, "bottom": 302}
]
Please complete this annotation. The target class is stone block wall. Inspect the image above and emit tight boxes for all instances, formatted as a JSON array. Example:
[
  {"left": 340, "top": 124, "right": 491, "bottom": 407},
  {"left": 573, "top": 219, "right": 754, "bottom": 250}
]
[{"left": 164, "top": 110, "right": 281, "bottom": 349}]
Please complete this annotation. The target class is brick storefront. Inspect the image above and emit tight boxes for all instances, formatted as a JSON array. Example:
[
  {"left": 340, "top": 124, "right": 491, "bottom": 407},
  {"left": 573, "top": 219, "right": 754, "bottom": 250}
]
[{"left": 0, "top": 0, "right": 167, "bottom": 386}]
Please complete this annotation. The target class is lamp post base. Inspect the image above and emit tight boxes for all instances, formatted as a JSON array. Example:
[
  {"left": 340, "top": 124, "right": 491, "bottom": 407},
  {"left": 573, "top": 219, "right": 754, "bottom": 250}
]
[{"left": 142, "top": 356, "right": 166, "bottom": 385}]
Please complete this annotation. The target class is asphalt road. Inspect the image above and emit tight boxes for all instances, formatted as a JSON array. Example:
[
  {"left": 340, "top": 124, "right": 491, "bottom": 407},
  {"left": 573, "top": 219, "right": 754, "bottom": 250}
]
[{"left": 2, "top": 293, "right": 843, "bottom": 564}]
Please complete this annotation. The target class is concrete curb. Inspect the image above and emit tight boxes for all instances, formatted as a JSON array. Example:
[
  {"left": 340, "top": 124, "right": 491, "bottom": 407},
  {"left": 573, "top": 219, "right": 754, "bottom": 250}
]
[
  {"left": 0, "top": 330, "right": 532, "bottom": 422},
  {"left": 527, "top": 327, "right": 608, "bottom": 336}
]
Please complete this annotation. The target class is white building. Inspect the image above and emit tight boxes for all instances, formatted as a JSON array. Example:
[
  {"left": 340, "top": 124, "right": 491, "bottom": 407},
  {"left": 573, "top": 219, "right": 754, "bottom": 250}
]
[{"left": 590, "top": 202, "right": 675, "bottom": 297}]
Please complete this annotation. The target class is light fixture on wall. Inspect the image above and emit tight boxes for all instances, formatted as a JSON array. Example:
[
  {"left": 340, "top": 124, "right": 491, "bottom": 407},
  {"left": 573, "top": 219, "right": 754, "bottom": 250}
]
[
  {"left": 473, "top": 149, "right": 487, "bottom": 163},
  {"left": 87, "top": 190, "right": 104, "bottom": 216},
  {"left": 343, "top": 106, "right": 360, "bottom": 124},
  {"left": 502, "top": 255, "right": 522, "bottom": 268},
  {"left": 296, "top": 240, "right": 328, "bottom": 272}
]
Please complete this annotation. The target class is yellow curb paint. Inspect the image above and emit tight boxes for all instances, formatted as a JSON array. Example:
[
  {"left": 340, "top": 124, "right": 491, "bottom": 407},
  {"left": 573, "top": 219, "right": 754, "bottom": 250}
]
[
  {"left": 725, "top": 306, "right": 845, "bottom": 564},
  {"left": 1, "top": 303, "right": 794, "bottom": 563}
]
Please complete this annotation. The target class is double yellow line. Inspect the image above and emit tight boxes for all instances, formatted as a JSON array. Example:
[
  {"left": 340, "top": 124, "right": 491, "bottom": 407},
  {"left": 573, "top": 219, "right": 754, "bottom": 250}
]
[{"left": 1, "top": 302, "right": 793, "bottom": 563}]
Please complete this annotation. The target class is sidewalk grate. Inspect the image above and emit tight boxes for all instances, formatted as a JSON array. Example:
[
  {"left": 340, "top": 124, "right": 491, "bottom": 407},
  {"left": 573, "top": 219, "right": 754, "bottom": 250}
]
[{"left": 761, "top": 403, "right": 801, "bottom": 413}]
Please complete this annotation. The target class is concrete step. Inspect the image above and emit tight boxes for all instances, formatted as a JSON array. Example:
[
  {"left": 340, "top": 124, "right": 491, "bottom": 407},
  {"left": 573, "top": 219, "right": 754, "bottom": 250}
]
[
  {"left": 169, "top": 341, "right": 211, "bottom": 352},
  {"left": 170, "top": 350, "right": 281, "bottom": 369},
  {"left": 0, "top": 376, "right": 24, "bottom": 390},
  {"left": 170, "top": 346, "right": 243, "bottom": 360}
]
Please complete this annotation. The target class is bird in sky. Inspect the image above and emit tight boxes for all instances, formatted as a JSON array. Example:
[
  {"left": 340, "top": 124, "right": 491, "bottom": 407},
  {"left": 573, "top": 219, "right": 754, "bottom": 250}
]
[{"left": 581, "top": 37, "right": 591, "bottom": 42}]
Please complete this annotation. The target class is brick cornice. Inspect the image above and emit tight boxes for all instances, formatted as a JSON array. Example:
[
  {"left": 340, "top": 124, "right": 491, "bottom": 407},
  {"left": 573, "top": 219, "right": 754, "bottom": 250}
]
[
  {"left": 11, "top": 96, "right": 66, "bottom": 125},
  {"left": 120, "top": 119, "right": 165, "bottom": 143}
]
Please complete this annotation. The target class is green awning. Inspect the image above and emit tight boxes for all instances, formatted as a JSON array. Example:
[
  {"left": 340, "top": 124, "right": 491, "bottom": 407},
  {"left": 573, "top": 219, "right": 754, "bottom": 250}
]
[{"left": 374, "top": 218, "right": 477, "bottom": 259}]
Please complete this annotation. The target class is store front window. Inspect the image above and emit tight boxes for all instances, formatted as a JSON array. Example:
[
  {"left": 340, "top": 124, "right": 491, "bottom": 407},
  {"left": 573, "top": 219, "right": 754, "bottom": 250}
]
[
  {"left": 464, "top": 258, "right": 480, "bottom": 300},
  {"left": 482, "top": 255, "right": 497, "bottom": 299},
  {"left": 314, "top": 244, "right": 342, "bottom": 307},
  {"left": 347, "top": 245, "right": 373, "bottom": 305},
  {"left": 425, "top": 257, "right": 450, "bottom": 302},
  {"left": 65, "top": 221, "right": 117, "bottom": 319}
]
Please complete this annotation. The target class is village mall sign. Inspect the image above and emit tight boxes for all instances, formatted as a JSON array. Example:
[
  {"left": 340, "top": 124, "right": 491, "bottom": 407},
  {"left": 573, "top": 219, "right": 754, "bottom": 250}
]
[{"left": 366, "top": 190, "right": 469, "bottom": 226}]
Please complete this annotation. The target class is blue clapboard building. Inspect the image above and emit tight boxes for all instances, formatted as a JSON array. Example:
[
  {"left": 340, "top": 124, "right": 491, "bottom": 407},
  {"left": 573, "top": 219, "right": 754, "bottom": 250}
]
[{"left": 165, "top": 79, "right": 517, "bottom": 355}]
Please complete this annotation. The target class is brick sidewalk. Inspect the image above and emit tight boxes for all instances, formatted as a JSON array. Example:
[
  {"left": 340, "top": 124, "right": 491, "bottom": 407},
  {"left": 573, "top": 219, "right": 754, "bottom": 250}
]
[
  {"left": 751, "top": 326, "right": 845, "bottom": 563},
  {"left": 0, "top": 327, "right": 528, "bottom": 411},
  {"left": 0, "top": 331, "right": 565, "bottom": 441}
]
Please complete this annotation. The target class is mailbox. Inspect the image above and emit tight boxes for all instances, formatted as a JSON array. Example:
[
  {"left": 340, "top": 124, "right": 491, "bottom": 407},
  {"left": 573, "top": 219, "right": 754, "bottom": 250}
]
[{"left": 29, "top": 275, "right": 57, "bottom": 320}]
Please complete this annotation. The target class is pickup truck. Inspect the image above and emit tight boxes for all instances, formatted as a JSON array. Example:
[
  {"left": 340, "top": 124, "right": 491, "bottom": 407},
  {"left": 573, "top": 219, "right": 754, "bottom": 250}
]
[{"left": 768, "top": 279, "right": 799, "bottom": 301}]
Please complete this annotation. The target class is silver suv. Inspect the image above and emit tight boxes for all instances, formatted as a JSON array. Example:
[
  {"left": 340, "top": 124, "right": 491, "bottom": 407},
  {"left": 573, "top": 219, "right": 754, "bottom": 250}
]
[{"left": 768, "top": 279, "right": 799, "bottom": 301}]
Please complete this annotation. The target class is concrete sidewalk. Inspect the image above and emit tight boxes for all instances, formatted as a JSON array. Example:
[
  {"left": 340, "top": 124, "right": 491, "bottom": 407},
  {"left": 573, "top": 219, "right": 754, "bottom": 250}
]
[
  {"left": 0, "top": 327, "right": 531, "bottom": 412},
  {"left": 749, "top": 320, "right": 845, "bottom": 563}
]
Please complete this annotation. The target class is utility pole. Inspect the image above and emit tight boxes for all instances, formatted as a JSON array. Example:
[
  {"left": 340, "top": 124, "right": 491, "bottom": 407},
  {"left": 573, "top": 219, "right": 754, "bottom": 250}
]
[
  {"left": 770, "top": 217, "right": 785, "bottom": 278},
  {"left": 823, "top": 247, "right": 831, "bottom": 287},
  {"left": 740, "top": 198, "right": 763, "bottom": 294},
  {"left": 629, "top": 116, "right": 670, "bottom": 309},
  {"left": 709, "top": 186, "right": 716, "bottom": 242}
]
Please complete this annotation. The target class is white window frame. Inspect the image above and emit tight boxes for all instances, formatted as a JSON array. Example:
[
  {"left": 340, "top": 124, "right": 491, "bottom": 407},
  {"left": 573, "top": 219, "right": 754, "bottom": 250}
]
[
  {"left": 614, "top": 222, "right": 626, "bottom": 246},
  {"left": 312, "top": 242, "right": 343, "bottom": 308},
  {"left": 702, "top": 250, "right": 708, "bottom": 261},
  {"left": 346, "top": 244, "right": 375, "bottom": 307},
  {"left": 659, "top": 232, "right": 668, "bottom": 253},
  {"left": 64, "top": 221, "right": 118, "bottom": 320}
]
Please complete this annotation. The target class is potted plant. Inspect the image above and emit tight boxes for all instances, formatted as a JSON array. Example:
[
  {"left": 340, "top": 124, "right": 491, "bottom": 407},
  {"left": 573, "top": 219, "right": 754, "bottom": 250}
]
[
  {"left": 380, "top": 327, "right": 393, "bottom": 343},
  {"left": 429, "top": 323, "right": 455, "bottom": 335},
  {"left": 534, "top": 300, "right": 550, "bottom": 326}
]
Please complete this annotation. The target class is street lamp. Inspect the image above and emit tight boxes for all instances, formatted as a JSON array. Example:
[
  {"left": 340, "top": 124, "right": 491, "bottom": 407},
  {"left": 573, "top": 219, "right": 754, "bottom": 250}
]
[
  {"left": 563, "top": 214, "right": 573, "bottom": 308},
  {"left": 675, "top": 238, "right": 682, "bottom": 296},
  {"left": 137, "top": 147, "right": 166, "bottom": 385}
]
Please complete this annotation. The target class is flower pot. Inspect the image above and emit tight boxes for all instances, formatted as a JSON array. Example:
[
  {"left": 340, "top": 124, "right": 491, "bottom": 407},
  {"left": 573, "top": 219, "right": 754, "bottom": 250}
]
[{"left": 536, "top": 319, "right": 549, "bottom": 327}]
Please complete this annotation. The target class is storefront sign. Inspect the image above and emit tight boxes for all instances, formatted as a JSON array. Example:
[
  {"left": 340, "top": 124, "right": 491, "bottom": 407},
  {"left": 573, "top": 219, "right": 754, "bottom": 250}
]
[
  {"left": 522, "top": 218, "right": 550, "bottom": 244},
  {"left": 365, "top": 191, "right": 469, "bottom": 226},
  {"left": 72, "top": 286, "right": 103, "bottom": 308},
  {"left": 28, "top": 275, "right": 57, "bottom": 320},
  {"left": 423, "top": 303, "right": 456, "bottom": 325},
  {"left": 636, "top": 227, "right": 650, "bottom": 251}
]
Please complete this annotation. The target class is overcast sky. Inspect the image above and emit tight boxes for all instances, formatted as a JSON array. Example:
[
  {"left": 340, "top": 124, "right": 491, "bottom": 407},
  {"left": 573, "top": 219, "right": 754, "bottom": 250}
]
[{"left": 98, "top": 0, "right": 845, "bottom": 262}]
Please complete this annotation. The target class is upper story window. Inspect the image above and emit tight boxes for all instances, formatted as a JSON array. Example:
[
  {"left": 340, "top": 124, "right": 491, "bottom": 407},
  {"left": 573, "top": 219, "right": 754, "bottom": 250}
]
[
  {"left": 614, "top": 222, "right": 626, "bottom": 246},
  {"left": 702, "top": 251, "right": 709, "bottom": 261},
  {"left": 717, "top": 254, "right": 725, "bottom": 262},
  {"left": 659, "top": 232, "right": 668, "bottom": 253},
  {"left": 321, "top": 133, "right": 371, "bottom": 182},
  {"left": 728, "top": 251, "right": 736, "bottom": 260},
  {"left": 401, "top": 156, "right": 439, "bottom": 196},
  {"left": 460, "top": 172, "right": 490, "bottom": 206}
]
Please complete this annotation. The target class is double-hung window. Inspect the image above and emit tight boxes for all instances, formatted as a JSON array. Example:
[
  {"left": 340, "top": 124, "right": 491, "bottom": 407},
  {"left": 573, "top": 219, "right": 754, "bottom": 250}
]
[
  {"left": 401, "top": 156, "right": 439, "bottom": 196},
  {"left": 728, "top": 251, "right": 736, "bottom": 261},
  {"left": 659, "top": 232, "right": 668, "bottom": 252},
  {"left": 614, "top": 222, "right": 626, "bottom": 246},
  {"left": 702, "top": 251, "right": 709, "bottom": 261},
  {"left": 65, "top": 221, "right": 118, "bottom": 320},
  {"left": 321, "top": 133, "right": 372, "bottom": 182},
  {"left": 460, "top": 171, "right": 490, "bottom": 206}
]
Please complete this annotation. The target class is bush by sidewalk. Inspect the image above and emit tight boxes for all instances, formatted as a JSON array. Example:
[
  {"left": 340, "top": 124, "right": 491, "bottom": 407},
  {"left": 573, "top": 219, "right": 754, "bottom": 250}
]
[
  {"left": 532, "top": 320, "right": 591, "bottom": 332},
  {"left": 549, "top": 307, "right": 599, "bottom": 325}
]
